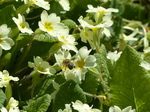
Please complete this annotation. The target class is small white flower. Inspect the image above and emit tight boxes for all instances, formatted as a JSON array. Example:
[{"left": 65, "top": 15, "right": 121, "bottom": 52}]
[
  {"left": 38, "top": 10, "right": 69, "bottom": 37},
  {"left": 72, "top": 100, "right": 101, "bottom": 112},
  {"left": 80, "top": 28, "right": 95, "bottom": 49},
  {"left": 58, "top": 104, "right": 72, "bottom": 112},
  {"left": 86, "top": 4, "right": 118, "bottom": 16},
  {"left": 0, "top": 107, "right": 20, "bottom": 112},
  {"left": 139, "top": 61, "right": 150, "bottom": 70},
  {"left": 28, "top": 56, "right": 56, "bottom": 75},
  {"left": 55, "top": 0, "right": 70, "bottom": 11},
  {"left": 109, "top": 105, "right": 136, "bottom": 112},
  {"left": 6, "top": 97, "right": 19, "bottom": 110},
  {"left": 0, "top": 24, "right": 14, "bottom": 56},
  {"left": 12, "top": 14, "right": 33, "bottom": 34},
  {"left": 107, "top": 51, "right": 122, "bottom": 62},
  {"left": 0, "top": 24, "right": 11, "bottom": 38},
  {"left": 0, "top": 70, "right": 19, "bottom": 88},
  {"left": 73, "top": 46, "right": 97, "bottom": 81},
  {"left": 78, "top": 16, "right": 103, "bottom": 30},
  {"left": 57, "top": 34, "right": 78, "bottom": 52},
  {"left": 78, "top": 15, "right": 113, "bottom": 37},
  {"left": 24, "top": 0, "right": 50, "bottom": 10}
]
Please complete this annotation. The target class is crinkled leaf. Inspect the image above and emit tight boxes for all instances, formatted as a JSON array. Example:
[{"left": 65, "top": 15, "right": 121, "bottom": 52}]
[
  {"left": 94, "top": 45, "right": 113, "bottom": 84},
  {"left": 34, "top": 75, "right": 54, "bottom": 97},
  {"left": 34, "top": 33, "right": 58, "bottom": 43},
  {"left": 0, "top": 89, "right": 6, "bottom": 108},
  {"left": 61, "top": 19, "right": 76, "bottom": 29},
  {"left": 110, "top": 46, "right": 150, "bottom": 112},
  {"left": 34, "top": 75, "right": 65, "bottom": 97},
  {"left": 23, "top": 94, "right": 51, "bottom": 112},
  {"left": 122, "top": 3, "right": 147, "bottom": 21},
  {"left": 52, "top": 80, "right": 86, "bottom": 112}
]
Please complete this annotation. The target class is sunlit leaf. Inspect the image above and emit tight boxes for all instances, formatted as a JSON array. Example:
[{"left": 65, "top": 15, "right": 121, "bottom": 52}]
[
  {"left": 110, "top": 46, "right": 150, "bottom": 112},
  {"left": 52, "top": 80, "right": 86, "bottom": 112},
  {"left": 23, "top": 94, "right": 51, "bottom": 112}
]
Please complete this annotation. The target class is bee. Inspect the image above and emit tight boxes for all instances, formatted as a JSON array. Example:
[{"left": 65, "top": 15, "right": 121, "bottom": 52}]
[{"left": 61, "top": 59, "right": 75, "bottom": 70}]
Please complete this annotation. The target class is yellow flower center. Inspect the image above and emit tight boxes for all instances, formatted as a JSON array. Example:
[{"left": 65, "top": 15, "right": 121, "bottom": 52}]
[
  {"left": 61, "top": 36, "right": 65, "bottom": 38},
  {"left": 20, "top": 23, "right": 26, "bottom": 29},
  {"left": 37, "top": 66, "right": 46, "bottom": 72},
  {"left": 4, "top": 78, "right": 10, "bottom": 81},
  {"left": 98, "top": 10, "right": 106, "bottom": 15},
  {"left": 76, "top": 58, "right": 85, "bottom": 69},
  {"left": 44, "top": 22, "right": 54, "bottom": 31},
  {"left": 84, "top": 32, "right": 89, "bottom": 37},
  {"left": 0, "top": 35, "right": 3, "bottom": 43}
]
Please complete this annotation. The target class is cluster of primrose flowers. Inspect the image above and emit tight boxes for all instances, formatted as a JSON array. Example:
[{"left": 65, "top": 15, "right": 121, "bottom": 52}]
[{"left": 0, "top": 0, "right": 139, "bottom": 111}]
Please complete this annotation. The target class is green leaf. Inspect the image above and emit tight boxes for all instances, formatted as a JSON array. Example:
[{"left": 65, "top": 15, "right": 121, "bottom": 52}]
[
  {"left": 122, "top": 3, "right": 147, "bottom": 22},
  {"left": 61, "top": 19, "right": 76, "bottom": 29},
  {"left": 5, "top": 34, "right": 30, "bottom": 70},
  {"left": 49, "top": 42, "right": 63, "bottom": 54},
  {"left": 80, "top": 71, "right": 99, "bottom": 103},
  {"left": 94, "top": 45, "right": 113, "bottom": 84},
  {"left": 110, "top": 46, "right": 150, "bottom": 112},
  {"left": 110, "top": 0, "right": 125, "bottom": 16},
  {"left": 0, "top": 5, "right": 18, "bottom": 38},
  {"left": 52, "top": 80, "right": 86, "bottom": 112},
  {"left": 34, "top": 75, "right": 55, "bottom": 97},
  {"left": 23, "top": 94, "right": 51, "bottom": 112},
  {"left": 34, "top": 33, "right": 58, "bottom": 43},
  {"left": 0, "top": 89, "right": 6, "bottom": 108}
]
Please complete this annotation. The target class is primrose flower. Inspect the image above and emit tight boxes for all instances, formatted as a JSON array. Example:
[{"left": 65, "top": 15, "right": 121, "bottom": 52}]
[
  {"left": 54, "top": 49, "right": 72, "bottom": 70},
  {"left": 0, "top": 24, "right": 14, "bottom": 56},
  {"left": 24, "top": 0, "right": 50, "bottom": 10},
  {"left": 86, "top": 4, "right": 119, "bottom": 16},
  {"left": 139, "top": 61, "right": 150, "bottom": 70},
  {"left": 1, "top": 97, "right": 20, "bottom": 112},
  {"left": 28, "top": 56, "right": 56, "bottom": 75},
  {"left": 12, "top": 14, "right": 33, "bottom": 34},
  {"left": 75, "top": 46, "right": 96, "bottom": 70},
  {"left": 38, "top": 10, "right": 69, "bottom": 37},
  {"left": 0, "top": 24, "right": 11, "bottom": 38},
  {"left": 107, "top": 51, "right": 122, "bottom": 62},
  {"left": 55, "top": 0, "right": 70, "bottom": 11},
  {"left": 58, "top": 104, "right": 72, "bottom": 112},
  {"left": 72, "top": 46, "right": 97, "bottom": 82},
  {"left": 78, "top": 15, "right": 113, "bottom": 37},
  {"left": 80, "top": 28, "right": 95, "bottom": 49},
  {"left": 6, "top": 97, "right": 19, "bottom": 110},
  {"left": 109, "top": 105, "right": 136, "bottom": 112},
  {"left": 0, "top": 70, "right": 19, "bottom": 88},
  {"left": 57, "top": 34, "right": 78, "bottom": 52},
  {"left": 72, "top": 100, "right": 101, "bottom": 112}
]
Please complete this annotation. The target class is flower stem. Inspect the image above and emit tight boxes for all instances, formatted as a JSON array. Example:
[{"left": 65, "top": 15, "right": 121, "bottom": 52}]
[{"left": 13, "top": 33, "right": 35, "bottom": 76}]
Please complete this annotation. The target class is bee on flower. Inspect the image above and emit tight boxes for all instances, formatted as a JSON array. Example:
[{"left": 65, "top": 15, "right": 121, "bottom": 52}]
[{"left": 54, "top": 47, "right": 97, "bottom": 83}]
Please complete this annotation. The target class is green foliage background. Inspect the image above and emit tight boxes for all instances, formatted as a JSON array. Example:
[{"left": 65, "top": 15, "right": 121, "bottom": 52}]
[{"left": 0, "top": 0, "right": 150, "bottom": 112}]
